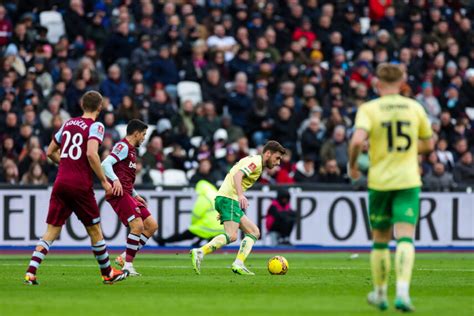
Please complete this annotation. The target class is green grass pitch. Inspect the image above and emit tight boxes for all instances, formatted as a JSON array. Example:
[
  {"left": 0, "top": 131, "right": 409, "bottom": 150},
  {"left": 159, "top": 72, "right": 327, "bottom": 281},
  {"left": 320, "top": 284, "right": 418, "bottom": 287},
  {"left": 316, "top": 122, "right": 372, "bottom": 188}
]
[{"left": 1, "top": 252, "right": 473, "bottom": 316}]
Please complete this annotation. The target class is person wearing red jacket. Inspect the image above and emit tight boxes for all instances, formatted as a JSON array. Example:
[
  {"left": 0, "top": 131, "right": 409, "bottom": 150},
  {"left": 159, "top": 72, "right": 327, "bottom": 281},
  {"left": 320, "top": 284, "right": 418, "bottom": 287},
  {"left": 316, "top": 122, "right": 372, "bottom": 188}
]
[{"left": 265, "top": 188, "right": 297, "bottom": 246}]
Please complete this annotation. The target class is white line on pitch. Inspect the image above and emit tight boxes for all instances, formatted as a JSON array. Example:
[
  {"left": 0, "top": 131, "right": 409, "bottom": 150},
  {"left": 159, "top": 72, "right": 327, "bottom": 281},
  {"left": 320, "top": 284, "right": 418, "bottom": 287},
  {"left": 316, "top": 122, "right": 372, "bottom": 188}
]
[{"left": 0, "top": 263, "right": 473, "bottom": 272}]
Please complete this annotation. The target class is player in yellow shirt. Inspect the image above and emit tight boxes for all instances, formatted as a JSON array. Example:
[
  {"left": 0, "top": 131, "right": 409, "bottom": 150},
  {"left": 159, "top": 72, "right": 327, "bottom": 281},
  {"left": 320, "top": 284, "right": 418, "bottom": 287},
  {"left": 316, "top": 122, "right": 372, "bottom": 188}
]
[
  {"left": 190, "top": 141, "right": 286, "bottom": 275},
  {"left": 349, "top": 63, "right": 434, "bottom": 312}
]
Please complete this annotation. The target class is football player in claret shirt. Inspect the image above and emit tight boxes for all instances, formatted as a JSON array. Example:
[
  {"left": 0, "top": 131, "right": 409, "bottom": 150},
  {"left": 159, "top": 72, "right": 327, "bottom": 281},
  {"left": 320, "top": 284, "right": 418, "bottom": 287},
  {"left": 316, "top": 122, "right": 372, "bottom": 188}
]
[
  {"left": 24, "top": 91, "right": 128, "bottom": 285},
  {"left": 101, "top": 119, "right": 158, "bottom": 276},
  {"left": 190, "top": 140, "right": 286, "bottom": 275}
]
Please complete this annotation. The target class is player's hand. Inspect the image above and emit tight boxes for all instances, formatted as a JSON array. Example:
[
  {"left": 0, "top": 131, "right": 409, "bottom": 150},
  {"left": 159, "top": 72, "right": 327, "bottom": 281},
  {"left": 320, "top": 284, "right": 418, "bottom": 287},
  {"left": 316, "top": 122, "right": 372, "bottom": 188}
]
[
  {"left": 348, "top": 164, "right": 361, "bottom": 182},
  {"left": 135, "top": 195, "right": 147, "bottom": 207},
  {"left": 101, "top": 180, "right": 113, "bottom": 196},
  {"left": 112, "top": 180, "right": 123, "bottom": 196},
  {"left": 238, "top": 194, "right": 249, "bottom": 210}
]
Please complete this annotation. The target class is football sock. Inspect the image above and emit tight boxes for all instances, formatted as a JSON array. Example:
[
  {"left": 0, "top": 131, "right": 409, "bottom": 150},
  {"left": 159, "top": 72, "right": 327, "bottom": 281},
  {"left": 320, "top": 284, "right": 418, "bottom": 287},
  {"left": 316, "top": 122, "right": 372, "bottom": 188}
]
[
  {"left": 125, "top": 233, "right": 141, "bottom": 263},
  {"left": 92, "top": 240, "right": 112, "bottom": 276},
  {"left": 26, "top": 239, "right": 51, "bottom": 275},
  {"left": 371, "top": 242, "right": 390, "bottom": 298},
  {"left": 235, "top": 234, "right": 257, "bottom": 264},
  {"left": 138, "top": 233, "right": 150, "bottom": 250},
  {"left": 200, "top": 234, "right": 230, "bottom": 255},
  {"left": 395, "top": 237, "right": 415, "bottom": 300}
]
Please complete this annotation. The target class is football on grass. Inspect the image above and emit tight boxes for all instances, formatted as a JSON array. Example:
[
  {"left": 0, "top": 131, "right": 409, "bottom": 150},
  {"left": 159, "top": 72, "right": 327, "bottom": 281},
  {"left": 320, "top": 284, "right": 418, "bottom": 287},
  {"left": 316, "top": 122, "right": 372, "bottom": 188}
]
[{"left": 267, "top": 256, "right": 289, "bottom": 275}]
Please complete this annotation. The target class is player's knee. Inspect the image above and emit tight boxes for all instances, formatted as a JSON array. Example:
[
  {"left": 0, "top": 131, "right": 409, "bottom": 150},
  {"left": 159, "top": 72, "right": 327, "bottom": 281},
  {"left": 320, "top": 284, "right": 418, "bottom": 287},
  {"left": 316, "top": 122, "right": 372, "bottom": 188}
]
[
  {"left": 252, "top": 229, "right": 261, "bottom": 240},
  {"left": 130, "top": 219, "right": 144, "bottom": 234},
  {"left": 228, "top": 232, "right": 238, "bottom": 243},
  {"left": 146, "top": 219, "right": 158, "bottom": 234}
]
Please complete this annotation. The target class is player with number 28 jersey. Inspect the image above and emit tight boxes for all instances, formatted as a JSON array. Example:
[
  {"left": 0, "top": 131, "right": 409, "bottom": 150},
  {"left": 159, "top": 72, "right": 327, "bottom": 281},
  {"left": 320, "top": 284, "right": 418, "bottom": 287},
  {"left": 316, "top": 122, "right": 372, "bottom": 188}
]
[{"left": 54, "top": 118, "right": 105, "bottom": 189}]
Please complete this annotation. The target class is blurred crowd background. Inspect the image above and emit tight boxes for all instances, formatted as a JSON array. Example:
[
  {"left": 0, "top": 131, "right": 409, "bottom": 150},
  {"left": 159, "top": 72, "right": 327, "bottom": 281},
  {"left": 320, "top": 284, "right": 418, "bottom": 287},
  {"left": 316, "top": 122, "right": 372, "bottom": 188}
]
[{"left": 0, "top": 0, "right": 473, "bottom": 190}]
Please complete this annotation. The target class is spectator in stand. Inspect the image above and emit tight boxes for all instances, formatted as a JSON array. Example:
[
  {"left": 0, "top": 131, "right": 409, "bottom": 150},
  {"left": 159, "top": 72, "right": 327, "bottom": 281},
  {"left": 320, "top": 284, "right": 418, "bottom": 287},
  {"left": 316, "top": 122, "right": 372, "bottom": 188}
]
[
  {"left": 416, "top": 82, "right": 441, "bottom": 121},
  {"left": 294, "top": 156, "right": 319, "bottom": 183},
  {"left": 101, "top": 21, "right": 136, "bottom": 69},
  {"left": 319, "top": 159, "right": 346, "bottom": 184},
  {"left": 103, "top": 111, "right": 120, "bottom": 142},
  {"left": 147, "top": 44, "right": 179, "bottom": 87},
  {"left": 1, "top": 158, "right": 19, "bottom": 184},
  {"left": 206, "top": 24, "right": 237, "bottom": 62},
  {"left": 265, "top": 188, "right": 297, "bottom": 246},
  {"left": 226, "top": 72, "right": 252, "bottom": 129},
  {"left": 423, "top": 162, "right": 456, "bottom": 192},
  {"left": 300, "top": 117, "right": 324, "bottom": 166},
  {"left": 148, "top": 89, "right": 176, "bottom": 125},
  {"left": 130, "top": 34, "right": 157, "bottom": 73},
  {"left": 40, "top": 94, "right": 70, "bottom": 129},
  {"left": 201, "top": 66, "right": 227, "bottom": 114},
  {"left": 194, "top": 102, "right": 220, "bottom": 141},
  {"left": 20, "top": 162, "right": 48, "bottom": 185},
  {"left": 320, "top": 125, "right": 349, "bottom": 173},
  {"left": 115, "top": 95, "right": 141, "bottom": 124},
  {"left": 189, "top": 158, "right": 219, "bottom": 185},
  {"left": 142, "top": 136, "right": 165, "bottom": 171},
  {"left": 100, "top": 64, "right": 129, "bottom": 109},
  {"left": 453, "top": 138, "right": 470, "bottom": 162},
  {"left": 220, "top": 114, "right": 244, "bottom": 144},
  {"left": 435, "top": 138, "right": 455, "bottom": 170},
  {"left": 453, "top": 152, "right": 474, "bottom": 186},
  {"left": 271, "top": 106, "right": 297, "bottom": 154}
]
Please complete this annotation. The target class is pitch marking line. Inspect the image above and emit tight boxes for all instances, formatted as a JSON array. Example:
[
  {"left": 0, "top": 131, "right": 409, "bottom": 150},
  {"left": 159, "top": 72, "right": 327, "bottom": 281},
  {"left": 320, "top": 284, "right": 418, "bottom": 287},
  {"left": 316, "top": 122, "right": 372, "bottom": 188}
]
[{"left": 0, "top": 263, "right": 473, "bottom": 272}]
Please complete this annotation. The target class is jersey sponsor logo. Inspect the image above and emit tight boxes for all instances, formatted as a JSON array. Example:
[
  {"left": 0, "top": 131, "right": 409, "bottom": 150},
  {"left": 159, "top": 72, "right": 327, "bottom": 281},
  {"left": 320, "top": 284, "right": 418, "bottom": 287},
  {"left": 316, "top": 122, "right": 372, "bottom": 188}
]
[
  {"left": 129, "top": 161, "right": 137, "bottom": 169},
  {"left": 248, "top": 163, "right": 257, "bottom": 171}
]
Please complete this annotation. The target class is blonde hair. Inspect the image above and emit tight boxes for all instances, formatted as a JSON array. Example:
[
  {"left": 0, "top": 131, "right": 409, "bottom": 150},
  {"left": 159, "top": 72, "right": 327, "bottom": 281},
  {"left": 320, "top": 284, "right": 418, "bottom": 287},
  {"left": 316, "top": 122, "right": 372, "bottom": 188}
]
[{"left": 376, "top": 63, "right": 404, "bottom": 83}]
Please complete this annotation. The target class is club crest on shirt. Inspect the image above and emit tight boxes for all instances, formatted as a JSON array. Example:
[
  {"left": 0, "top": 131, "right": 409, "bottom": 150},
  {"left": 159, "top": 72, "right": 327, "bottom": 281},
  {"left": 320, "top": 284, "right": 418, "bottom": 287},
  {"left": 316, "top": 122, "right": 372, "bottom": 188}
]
[
  {"left": 248, "top": 162, "right": 257, "bottom": 171},
  {"left": 97, "top": 124, "right": 104, "bottom": 135}
]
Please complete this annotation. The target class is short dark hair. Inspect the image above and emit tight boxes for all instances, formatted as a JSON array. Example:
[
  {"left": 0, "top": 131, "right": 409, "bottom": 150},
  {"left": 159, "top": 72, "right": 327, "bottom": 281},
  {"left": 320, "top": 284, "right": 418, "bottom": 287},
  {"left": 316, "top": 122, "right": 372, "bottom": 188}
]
[
  {"left": 127, "top": 119, "right": 148, "bottom": 135},
  {"left": 262, "top": 140, "right": 286, "bottom": 155},
  {"left": 81, "top": 91, "right": 103, "bottom": 112}
]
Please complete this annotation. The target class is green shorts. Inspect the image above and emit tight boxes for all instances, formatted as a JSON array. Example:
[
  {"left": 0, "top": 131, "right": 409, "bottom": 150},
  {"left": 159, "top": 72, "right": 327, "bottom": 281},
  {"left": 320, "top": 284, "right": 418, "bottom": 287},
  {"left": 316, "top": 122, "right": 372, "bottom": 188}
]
[
  {"left": 368, "top": 187, "right": 420, "bottom": 230},
  {"left": 215, "top": 196, "right": 244, "bottom": 224}
]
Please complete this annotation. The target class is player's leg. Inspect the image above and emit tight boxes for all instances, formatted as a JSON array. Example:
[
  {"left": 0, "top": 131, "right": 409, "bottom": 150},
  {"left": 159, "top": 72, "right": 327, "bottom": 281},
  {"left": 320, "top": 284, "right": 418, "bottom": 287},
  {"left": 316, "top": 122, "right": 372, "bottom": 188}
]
[
  {"left": 86, "top": 223, "right": 127, "bottom": 284},
  {"left": 366, "top": 189, "right": 392, "bottom": 310},
  {"left": 190, "top": 221, "right": 238, "bottom": 275},
  {"left": 116, "top": 206, "right": 157, "bottom": 269},
  {"left": 231, "top": 215, "right": 260, "bottom": 275},
  {"left": 392, "top": 187, "right": 420, "bottom": 312},
  {"left": 190, "top": 196, "right": 242, "bottom": 274},
  {"left": 120, "top": 217, "right": 144, "bottom": 275},
  {"left": 140, "top": 215, "right": 158, "bottom": 249},
  {"left": 25, "top": 187, "right": 70, "bottom": 285},
  {"left": 25, "top": 224, "right": 62, "bottom": 285}
]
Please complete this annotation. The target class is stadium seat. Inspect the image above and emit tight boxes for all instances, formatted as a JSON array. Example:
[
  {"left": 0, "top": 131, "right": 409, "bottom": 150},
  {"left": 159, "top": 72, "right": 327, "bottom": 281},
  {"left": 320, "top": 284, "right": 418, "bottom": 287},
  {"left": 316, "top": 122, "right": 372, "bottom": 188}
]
[
  {"left": 190, "top": 136, "right": 203, "bottom": 148},
  {"left": 115, "top": 124, "right": 128, "bottom": 139},
  {"left": 148, "top": 169, "right": 163, "bottom": 186},
  {"left": 39, "top": 11, "right": 65, "bottom": 44},
  {"left": 214, "top": 148, "right": 227, "bottom": 159},
  {"left": 163, "top": 146, "right": 173, "bottom": 156},
  {"left": 186, "top": 169, "right": 196, "bottom": 180},
  {"left": 162, "top": 169, "right": 189, "bottom": 186},
  {"left": 177, "top": 81, "right": 202, "bottom": 105}
]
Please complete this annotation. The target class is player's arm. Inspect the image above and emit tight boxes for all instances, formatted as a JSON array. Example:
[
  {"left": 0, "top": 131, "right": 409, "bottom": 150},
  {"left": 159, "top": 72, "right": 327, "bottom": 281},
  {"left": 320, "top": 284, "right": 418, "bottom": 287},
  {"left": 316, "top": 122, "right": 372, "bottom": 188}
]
[
  {"left": 132, "top": 188, "right": 147, "bottom": 207},
  {"left": 46, "top": 140, "right": 61, "bottom": 164},
  {"left": 416, "top": 103, "right": 435, "bottom": 154},
  {"left": 47, "top": 123, "right": 65, "bottom": 164},
  {"left": 101, "top": 155, "right": 123, "bottom": 196},
  {"left": 418, "top": 138, "right": 434, "bottom": 154},
  {"left": 349, "top": 128, "right": 368, "bottom": 181},
  {"left": 233, "top": 170, "right": 249, "bottom": 210},
  {"left": 87, "top": 139, "right": 112, "bottom": 194}
]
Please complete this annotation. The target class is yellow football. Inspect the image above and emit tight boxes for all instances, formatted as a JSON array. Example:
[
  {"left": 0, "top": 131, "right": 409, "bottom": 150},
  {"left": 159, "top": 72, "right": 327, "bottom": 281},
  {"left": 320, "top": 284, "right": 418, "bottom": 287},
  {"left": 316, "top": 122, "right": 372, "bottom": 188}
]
[{"left": 267, "top": 256, "right": 289, "bottom": 275}]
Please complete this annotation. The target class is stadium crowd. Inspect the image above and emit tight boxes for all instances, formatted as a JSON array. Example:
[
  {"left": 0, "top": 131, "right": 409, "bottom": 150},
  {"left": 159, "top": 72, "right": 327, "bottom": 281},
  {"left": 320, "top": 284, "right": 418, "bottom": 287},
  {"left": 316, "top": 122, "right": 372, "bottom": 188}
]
[{"left": 0, "top": 0, "right": 473, "bottom": 190}]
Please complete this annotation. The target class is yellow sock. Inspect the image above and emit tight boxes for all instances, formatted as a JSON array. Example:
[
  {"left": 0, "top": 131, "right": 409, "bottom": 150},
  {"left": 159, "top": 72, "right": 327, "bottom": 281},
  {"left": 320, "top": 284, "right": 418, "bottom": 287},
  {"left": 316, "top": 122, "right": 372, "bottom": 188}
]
[
  {"left": 395, "top": 237, "right": 415, "bottom": 299},
  {"left": 371, "top": 243, "right": 390, "bottom": 297},
  {"left": 236, "top": 234, "right": 257, "bottom": 263},
  {"left": 200, "top": 234, "right": 229, "bottom": 255}
]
